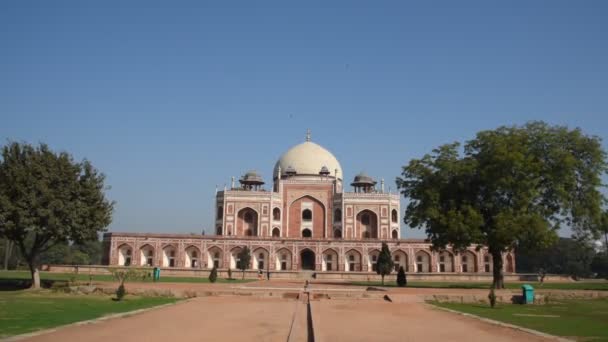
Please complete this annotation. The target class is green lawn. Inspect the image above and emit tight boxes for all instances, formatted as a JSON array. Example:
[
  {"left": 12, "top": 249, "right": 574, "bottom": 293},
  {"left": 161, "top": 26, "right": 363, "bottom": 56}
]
[
  {"left": 432, "top": 298, "right": 608, "bottom": 341},
  {"left": 0, "top": 291, "right": 178, "bottom": 337},
  {"left": 0, "top": 270, "right": 254, "bottom": 289},
  {"left": 349, "top": 280, "right": 608, "bottom": 291}
]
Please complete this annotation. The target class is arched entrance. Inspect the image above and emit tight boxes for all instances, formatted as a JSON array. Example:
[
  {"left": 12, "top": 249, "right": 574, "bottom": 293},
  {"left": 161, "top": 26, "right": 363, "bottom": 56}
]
[{"left": 300, "top": 249, "right": 315, "bottom": 270}]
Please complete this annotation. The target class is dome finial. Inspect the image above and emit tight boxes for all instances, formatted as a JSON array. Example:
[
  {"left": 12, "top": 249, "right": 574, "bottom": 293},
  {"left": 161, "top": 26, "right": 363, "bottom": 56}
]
[{"left": 305, "top": 128, "right": 311, "bottom": 142}]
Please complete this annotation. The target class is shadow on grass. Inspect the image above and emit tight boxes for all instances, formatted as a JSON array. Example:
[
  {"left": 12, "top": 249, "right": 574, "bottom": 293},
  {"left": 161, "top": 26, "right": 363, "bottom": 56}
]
[{"left": 0, "top": 278, "right": 65, "bottom": 291}]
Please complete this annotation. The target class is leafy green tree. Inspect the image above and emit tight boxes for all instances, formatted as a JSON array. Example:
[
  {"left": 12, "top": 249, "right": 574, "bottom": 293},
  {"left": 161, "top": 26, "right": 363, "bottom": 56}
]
[
  {"left": 397, "top": 122, "right": 606, "bottom": 288},
  {"left": 209, "top": 266, "right": 218, "bottom": 283},
  {"left": 516, "top": 237, "right": 595, "bottom": 279},
  {"left": 237, "top": 246, "right": 251, "bottom": 280},
  {"left": 72, "top": 239, "right": 103, "bottom": 265},
  {"left": 39, "top": 242, "right": 72, "bottom": 265},
  {"left": 0, "top": 142, "right": 114, "bottom": 288},
  {"left": 376, "top": 242, "right": 394, "bottom": 285},
  {"left": 68, "top": 250, "right": 91, "bottom": 265},
  {"left": 396, "top": 266, "right": 407, "bottom": 287}
]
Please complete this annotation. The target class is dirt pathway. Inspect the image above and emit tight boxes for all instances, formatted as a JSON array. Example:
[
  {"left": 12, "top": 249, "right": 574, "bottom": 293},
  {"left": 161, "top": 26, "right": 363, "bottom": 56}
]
[
  {"left": 19, "top": 281, "right": 557, "bottom": 342},
  {"left": 23, "top": 297, "right": 296, "bottom": 342},
  {"left": 315, "top": 300, "right": 551, "bottom": 342}
]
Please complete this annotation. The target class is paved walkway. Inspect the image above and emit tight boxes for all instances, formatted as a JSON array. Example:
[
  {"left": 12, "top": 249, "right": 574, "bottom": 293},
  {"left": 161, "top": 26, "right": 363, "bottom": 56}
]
[{"left": 21, "top": 294, "right": 554, "bottom": 342}]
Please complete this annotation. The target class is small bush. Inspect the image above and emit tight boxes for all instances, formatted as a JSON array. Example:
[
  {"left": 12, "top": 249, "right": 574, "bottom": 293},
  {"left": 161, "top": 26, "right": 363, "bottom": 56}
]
[
  {"left": 397, "top": 266, "right": 407, "bottom": 287},
  {"left": 116, "top": 284, "right": 126, "bottom": 301},
  {"left": 209, "top": 266, "right": 218, "bottom": 283},
  {"left": 488, "top": 288, "right": 497, "bottom": 308}
]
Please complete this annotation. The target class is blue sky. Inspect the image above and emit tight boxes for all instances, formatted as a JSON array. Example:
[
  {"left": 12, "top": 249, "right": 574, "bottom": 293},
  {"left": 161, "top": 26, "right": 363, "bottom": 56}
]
[{"left": 1, "top": 1, "right": 607, "bottom": 238}]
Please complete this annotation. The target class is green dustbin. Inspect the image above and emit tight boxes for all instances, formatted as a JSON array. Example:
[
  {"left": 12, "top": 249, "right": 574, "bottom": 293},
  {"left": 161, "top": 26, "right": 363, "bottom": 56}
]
[
  {"left": 153, "top": 267, "right": 160, "bottom": 281},
  {"left": 522, "top": 284, "right": 534, "bottom": 304}
]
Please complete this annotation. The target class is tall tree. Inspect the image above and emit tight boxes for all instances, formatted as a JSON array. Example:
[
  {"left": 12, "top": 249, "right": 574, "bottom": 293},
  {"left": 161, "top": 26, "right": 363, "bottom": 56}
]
[
  {"left": 237, "top": 246, "right": 251, "bottom": 280},
  {"left": 600, "top": 210, "right": 608, "bottom": 253},
  {"left": 397, "top": 122, "right": 606, "bottom": 288},
  {"left": 0, "top": 142, "right": 114, "bottom": 288},
  {"left": 3, "top": 238, "right": 13, "bottom": 270},
  {"left": 376, "top": 242, "right": 394, "bottom": 286}
]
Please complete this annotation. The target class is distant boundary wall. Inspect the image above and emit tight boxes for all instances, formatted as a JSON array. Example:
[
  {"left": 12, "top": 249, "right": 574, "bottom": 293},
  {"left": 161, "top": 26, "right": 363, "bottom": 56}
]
[{"left": 44, "top": 264, "right": 574, "bottom": 282}]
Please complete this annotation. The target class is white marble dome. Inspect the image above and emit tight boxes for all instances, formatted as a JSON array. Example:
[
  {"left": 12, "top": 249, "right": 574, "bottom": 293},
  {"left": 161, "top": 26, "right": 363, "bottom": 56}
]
[{"left": 274, "top": 141, "right": 343, "bottom": 179}]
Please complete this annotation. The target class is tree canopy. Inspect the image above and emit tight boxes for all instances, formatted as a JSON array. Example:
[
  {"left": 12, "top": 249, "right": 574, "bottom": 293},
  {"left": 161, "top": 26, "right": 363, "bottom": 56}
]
[
  {"left": 0, "top": 142, "right": 114, "bottom": 288},
  {"left": 397, "top": 122, "right": 606, "bottom": 288}
]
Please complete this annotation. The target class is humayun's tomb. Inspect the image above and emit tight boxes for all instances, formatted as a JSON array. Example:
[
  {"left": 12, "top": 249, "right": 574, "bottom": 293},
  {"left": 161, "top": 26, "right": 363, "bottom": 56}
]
[{"left": 102, "top": 132, "right": 515, "bottom": 279}]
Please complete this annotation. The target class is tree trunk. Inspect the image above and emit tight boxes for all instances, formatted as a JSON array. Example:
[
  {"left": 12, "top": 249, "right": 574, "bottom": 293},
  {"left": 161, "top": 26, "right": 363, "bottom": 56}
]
[
  {"left": 381, "top": 275, "right": 385, "bottom": 286},
  {"left": 242, "top": 270, "right": 245, "bottom": 280},
  {"left": 29, "top": 263, "right": 41, "bottom": 289},
  {"left": 604, "top": 232, "right": 608, "bottom": 253},
  {"left": 3, "top": 239, "right": 12, "bottom": 270},
  {"left": 491, "top": 251, "right": 504, "bottom": 289}
]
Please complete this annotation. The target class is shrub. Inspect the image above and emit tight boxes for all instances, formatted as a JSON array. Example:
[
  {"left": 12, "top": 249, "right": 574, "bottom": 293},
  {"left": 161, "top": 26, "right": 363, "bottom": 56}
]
[
  {"left": 209, "top": 266, "right": 218, "bottom": 283},
  {"left": 488, "top": 288, "right": 497, "bottom": 308},
  {"left": 109, "top": 268, "right": 148, "bottom": 301},
  {"left": 376, "top": 243, "right": 394, "bottom": 286},
  {"left": 116, "top": 284, "right": 126, "bottom": 300},
  {"left": 397, "top": 266, "right": 407, "bottom": 287}
]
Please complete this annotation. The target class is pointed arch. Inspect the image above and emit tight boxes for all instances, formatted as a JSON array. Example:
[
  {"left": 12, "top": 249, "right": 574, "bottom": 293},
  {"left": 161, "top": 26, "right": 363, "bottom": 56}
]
[
  {"left": 117, "top": 243, "right": 133, "bottom": 266},
  {"left": 207, "top": 246, "right": 223, "bottom": 269},
  {"left": 139, "top": 244, "right": 155, "bottom": 266},
  {"left": 321, "top": 248, "right": 338, "bottom": 271},
  {"left": 368, "top": 248, "right": 381, "bottom": 272},
  {"left": 162, "top": 244, "right": 177, "bottom": 267},
  {"left": 275, "top": 248, "right": 293, "bottom": 271},
  {"left": 333, "top": 229, "right": 342, "bottom": 239},
  {"left": 252, "top": 247, "right": 269, "bottom": 270},
  {"left": 437, "top": 250, "right": 455, "bottom": 272},
  {"left": 229, "top": 246, "right": 243, "bottom": 269},
  {"left": 273, "top": 207, "right": 281, "bottom": 221},
  {"left": 288, "top": 195, "right": 327, "bottom": 238},
  {"left": 391, "top": 209, "right": 398, "bottom": 223},
  {"left": 461, "top": 250, "right": 477, "bottom": 273},
  {"left": 185, "top": 245, "right": 201, "bottom": 268},
  {"left": 392, "top": 249, "right": 408, "bottom": 272},
  {"left": 356, "top": 209, "right": 378, "bottom": 239},
  {"left": 237, "top": 207, "right": 259, "bottom": 236},
  {"left": 272, "top": 227, "right": 281, "bottom": 237},
  {"left": 415, "top": 250, "right": 432, "bottom": 273},
  {"left": 345, "top": 249, "right": 362, "bottom": 272},
  {"left": 300, "top": 248, "right": 316, "bottom": 270}
]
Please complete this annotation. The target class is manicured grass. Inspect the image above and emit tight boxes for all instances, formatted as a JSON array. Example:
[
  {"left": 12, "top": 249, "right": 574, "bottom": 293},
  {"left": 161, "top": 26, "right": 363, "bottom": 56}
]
[
  {"left": 0, "top": 270, "right": 254, "bottom": 288},
  {"left": 432, "top": 298, "right": 608, "bottom": 341},
  {"left": 349, "top": 280, "right": 608, "bottom": 291},
  {"left": 0, "top": 291, "right": 178, "bottom": 337}
]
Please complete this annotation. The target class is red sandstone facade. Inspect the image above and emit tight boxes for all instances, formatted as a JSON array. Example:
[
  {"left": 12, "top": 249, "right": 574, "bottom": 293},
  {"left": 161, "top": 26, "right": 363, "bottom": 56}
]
[{"left": 103, "top": 134, "right": 515, "bottom": 275}]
